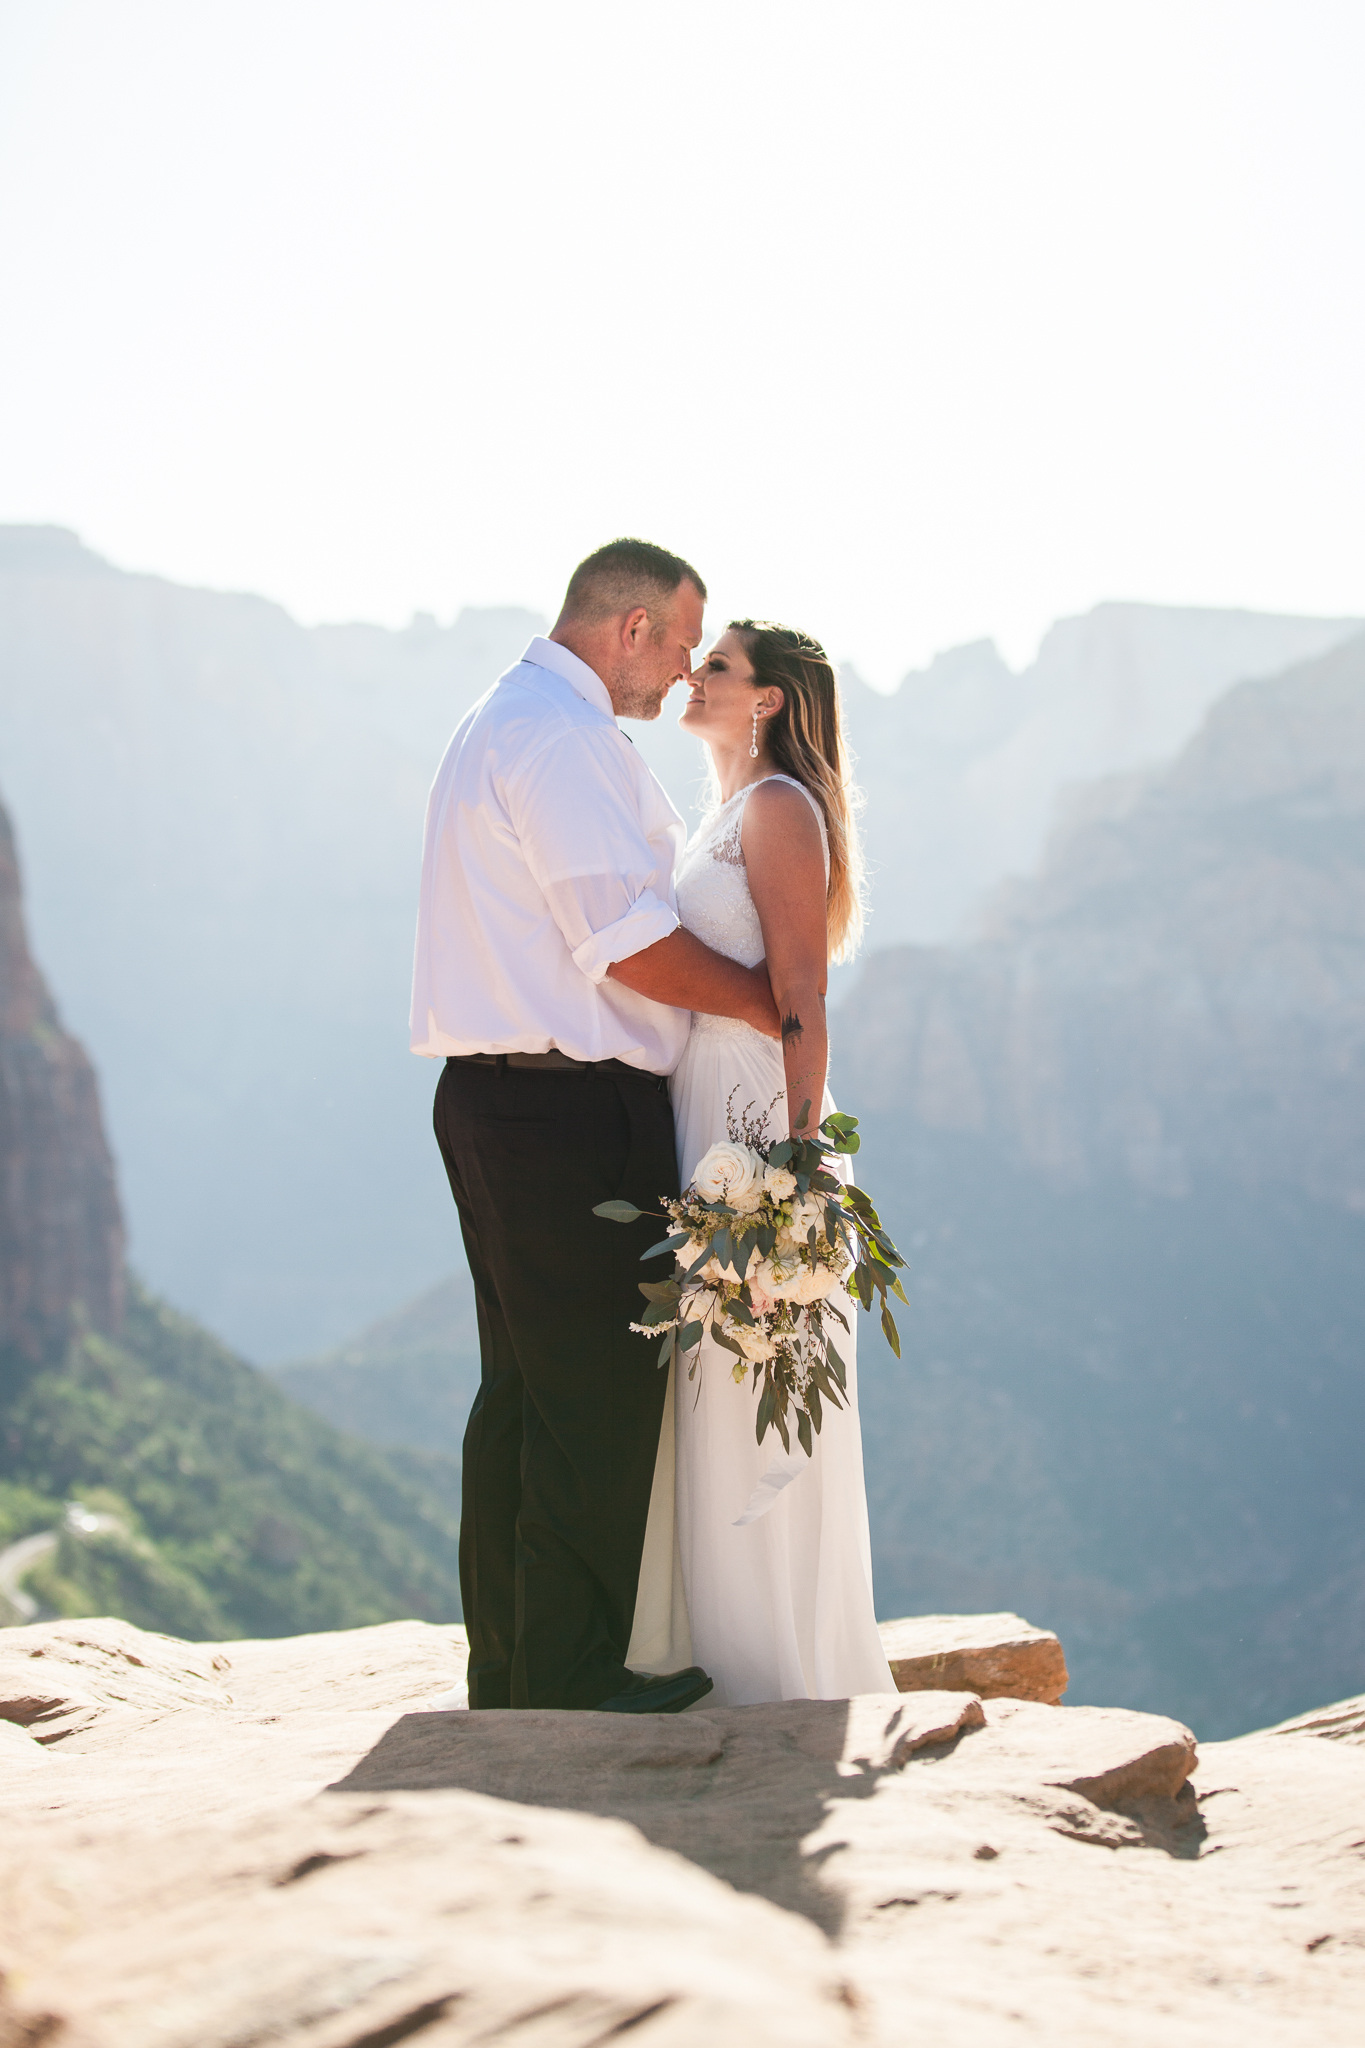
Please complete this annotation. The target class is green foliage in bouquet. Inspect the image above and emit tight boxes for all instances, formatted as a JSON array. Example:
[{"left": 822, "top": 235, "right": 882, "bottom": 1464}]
[{"left": 594, "top": 1095, "right": 906, "bottom": 1455}]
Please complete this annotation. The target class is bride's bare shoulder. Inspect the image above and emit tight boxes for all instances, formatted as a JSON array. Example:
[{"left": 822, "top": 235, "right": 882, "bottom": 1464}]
[{"left": 741, "top": 776, "right": 824, "bottom": 853}]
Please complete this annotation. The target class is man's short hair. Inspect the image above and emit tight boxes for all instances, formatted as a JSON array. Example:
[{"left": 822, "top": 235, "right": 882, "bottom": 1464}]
[{"left": 561, "top": 538, "right": 707, "bottom": 626}]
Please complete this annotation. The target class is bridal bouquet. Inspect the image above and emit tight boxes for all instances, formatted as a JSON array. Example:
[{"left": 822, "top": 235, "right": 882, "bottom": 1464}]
[{"left": 594, "top": 1093, "right": 906, "bottom": 1456}]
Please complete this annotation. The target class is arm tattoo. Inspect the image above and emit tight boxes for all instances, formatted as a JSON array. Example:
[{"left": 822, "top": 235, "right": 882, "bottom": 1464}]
[{"left": 781, "top": 1010, "right": 804, "bottom": 1045}]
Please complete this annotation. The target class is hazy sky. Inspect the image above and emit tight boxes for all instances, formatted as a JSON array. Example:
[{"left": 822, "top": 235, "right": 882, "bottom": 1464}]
[{"left": 1, "top": 1, "right": 1362, "bottom": 684}]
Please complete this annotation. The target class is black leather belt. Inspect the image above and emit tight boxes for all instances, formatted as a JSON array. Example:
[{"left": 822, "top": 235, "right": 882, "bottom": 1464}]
[{"left": 448, "top": 1050, "right": 654, "bottom": 1080}]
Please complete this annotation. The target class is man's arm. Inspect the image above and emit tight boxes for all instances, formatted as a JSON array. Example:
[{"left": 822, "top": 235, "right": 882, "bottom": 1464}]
[{"left": 607, "top": 929, "right": 780, "bottom": 1039}]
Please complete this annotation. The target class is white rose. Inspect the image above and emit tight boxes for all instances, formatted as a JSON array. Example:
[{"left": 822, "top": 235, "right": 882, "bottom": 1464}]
[
  {"left": 753, "top": 1247, "right": 841, "bottom": 1304},
  {"left": 753, "top": 1249, "right": 804, "bottom": 1302},
  {"left": 692, "top": 1140, "right": 765, "bottom": 1212},
  {"left": 735, "top": 1325, "right": 777, "bottom": 1362},
  {"left": 782, "top": 1259, "right": 840, "bottom": 1304},
  {"left": 763, "top": 1164, "right": 798, "bottom": 1200},
  {"left": 782, "top": 1193, "right": 827, "bottom": 1244}
]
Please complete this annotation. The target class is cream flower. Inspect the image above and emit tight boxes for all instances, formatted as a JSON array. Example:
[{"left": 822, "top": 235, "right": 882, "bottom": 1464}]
[
  {"left": 762, "top": 1164, "right": 798, "bottom": 1200},
  {"left": 734, "top": 1325, "right": 778, "bottom": 1362},
  {"left": 752, "top": 1247, "right": 841, "bottom": 1305},
  {"left": 693, "top": 1140, "right": 765, "bottom": 1212},
  {"left": 782, "top": 1193, "right": 827, "bottom": 1244},
  {"left": 781, "top": 1260, "right": 841, "bottom": 1305},
  {"left": 750, "top": 1250, "right": 802, "bottom": 1302}
]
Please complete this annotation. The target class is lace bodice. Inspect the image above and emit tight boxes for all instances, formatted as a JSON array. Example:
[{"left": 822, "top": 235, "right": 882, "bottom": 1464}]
[{"left": 675, "top": 776, "right": 828, "bottom": 1035}]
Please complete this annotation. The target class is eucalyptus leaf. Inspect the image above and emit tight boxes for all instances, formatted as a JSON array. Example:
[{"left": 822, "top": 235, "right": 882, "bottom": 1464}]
[
  {"left": 797, "top": 1409, "right": 813, "bottom": 1458},
  {"left": 891, "top": 1276, "right": 908, "bottom": 1305},
  {"left": 825, "top": 1337, "right": 848, "bottom": 1391},
  {"left": 642, "top": 1231, "right": 689, "bottom": 1261},
  {"left": 638, "top": 1278, "right": 681, "bottom": 1305},
  {"left": 677, "top": 1319, "right": 705, "bottom": 1350},
  {"left": 593, "top": 1199, "right": 643, "bottom": 1223},
  {"left": 881, "top": 1303, "right": 902, "bottom": 1358},
  {"left": 657, "top": 1328, "right": 676, "bottom": 1370}
]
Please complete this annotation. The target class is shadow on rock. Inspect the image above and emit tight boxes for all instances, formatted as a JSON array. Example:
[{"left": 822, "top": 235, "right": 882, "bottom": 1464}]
[{"left": 330, "top": 1691, "right": 985, "bottom": 1935}]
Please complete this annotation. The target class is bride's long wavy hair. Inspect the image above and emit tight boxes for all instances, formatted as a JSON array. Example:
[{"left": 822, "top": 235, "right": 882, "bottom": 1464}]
[{"left": 727, "top": 619, "right": 866, "bottom": 962}]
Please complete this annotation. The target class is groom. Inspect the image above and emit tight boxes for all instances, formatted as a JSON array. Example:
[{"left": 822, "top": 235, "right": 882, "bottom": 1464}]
[{"left": 411, "top": 538, "right": 778, "bottom": 1713}]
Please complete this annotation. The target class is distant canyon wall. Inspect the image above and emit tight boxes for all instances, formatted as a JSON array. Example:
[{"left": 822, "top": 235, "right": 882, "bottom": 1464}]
[{"left": 838, "top": 630, "right": 1365, "bottom": 1207}]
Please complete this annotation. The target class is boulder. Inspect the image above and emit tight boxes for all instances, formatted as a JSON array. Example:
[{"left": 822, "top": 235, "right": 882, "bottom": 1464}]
[
  {"left": 879, "top": 1611, "right": 1068, "bottom": 1703},
  {"left": 0, "top": 1615, "right": 232, "bottom": 1741},
  {"left": 1262, "top": 1695, "right": 1365, "bottom": 1745}
]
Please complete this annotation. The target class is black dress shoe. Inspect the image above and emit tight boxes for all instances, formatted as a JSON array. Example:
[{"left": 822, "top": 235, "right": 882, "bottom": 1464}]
[{"left": 593, "top": 1666, "right": 714, "bottom": 1715}]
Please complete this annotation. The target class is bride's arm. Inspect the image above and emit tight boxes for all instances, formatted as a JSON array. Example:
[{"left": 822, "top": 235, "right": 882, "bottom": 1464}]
[{"left": 741, "top": 781, "right": 829, "bottom": 1137}]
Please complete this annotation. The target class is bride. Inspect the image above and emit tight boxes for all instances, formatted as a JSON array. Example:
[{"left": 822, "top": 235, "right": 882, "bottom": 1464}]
[{"left": 628, "top": 619, "right": 895, "bottom": 1705}]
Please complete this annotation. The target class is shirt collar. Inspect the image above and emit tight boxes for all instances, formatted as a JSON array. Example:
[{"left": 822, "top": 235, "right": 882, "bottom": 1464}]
[{"left": 521, "top": 636, "right": 616, "bottom": 721}]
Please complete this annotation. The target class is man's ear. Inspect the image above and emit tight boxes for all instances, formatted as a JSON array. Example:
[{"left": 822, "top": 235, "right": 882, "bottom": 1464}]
[{"left": 620, "top": 605, "right": 652, "bottom": 651}]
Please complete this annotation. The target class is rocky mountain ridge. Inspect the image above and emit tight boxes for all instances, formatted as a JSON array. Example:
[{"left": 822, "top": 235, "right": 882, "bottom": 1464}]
[{"left": 839, "top": 628, "right": 1365, "bottom": 1200}]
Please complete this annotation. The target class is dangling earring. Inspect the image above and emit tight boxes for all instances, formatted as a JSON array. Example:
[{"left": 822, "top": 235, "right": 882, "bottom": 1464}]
[{"left": 750, "top": 708, "right": 760, "bottom": 759}]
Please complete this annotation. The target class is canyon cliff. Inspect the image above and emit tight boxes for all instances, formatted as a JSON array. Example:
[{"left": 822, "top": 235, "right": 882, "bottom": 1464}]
[{"left": 0, "top": 799, "right": 123, "bottom": 1358}]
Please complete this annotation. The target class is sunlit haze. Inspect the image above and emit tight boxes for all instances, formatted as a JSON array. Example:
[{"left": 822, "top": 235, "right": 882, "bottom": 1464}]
[{"left": 1, "top": 0, "right": 1362, "bottom": 684}]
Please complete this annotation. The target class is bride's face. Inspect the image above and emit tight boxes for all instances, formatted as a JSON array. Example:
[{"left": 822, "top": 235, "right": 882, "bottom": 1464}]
[{"left": 680, "top": 630, "right": 780, "bottom": 748}]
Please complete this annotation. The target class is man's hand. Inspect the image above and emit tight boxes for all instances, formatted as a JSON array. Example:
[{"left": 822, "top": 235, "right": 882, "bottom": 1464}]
[{"left": 607, "top": 930, "right": 780, "bottom": 1038}]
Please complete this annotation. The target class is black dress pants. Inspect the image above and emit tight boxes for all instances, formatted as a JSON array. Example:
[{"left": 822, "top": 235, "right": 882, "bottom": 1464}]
[{"left": 433, "top": 1055, "right": 680, "bottom": 1709}]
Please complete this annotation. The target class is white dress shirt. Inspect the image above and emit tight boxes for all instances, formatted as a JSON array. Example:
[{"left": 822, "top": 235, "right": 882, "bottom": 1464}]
[{"left": 410, "top": 637, "right": 691, "bottom": 1074}]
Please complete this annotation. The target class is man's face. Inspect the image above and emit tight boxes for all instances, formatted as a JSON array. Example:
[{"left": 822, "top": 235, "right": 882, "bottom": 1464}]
[{"left": 610, "top": 578, "right": 705, "bottom": 721}]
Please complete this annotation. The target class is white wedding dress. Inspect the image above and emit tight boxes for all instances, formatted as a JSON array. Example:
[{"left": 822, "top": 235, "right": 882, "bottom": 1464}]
[{"left": 627, "top": 774, "right": 895, "bottom": 1704}]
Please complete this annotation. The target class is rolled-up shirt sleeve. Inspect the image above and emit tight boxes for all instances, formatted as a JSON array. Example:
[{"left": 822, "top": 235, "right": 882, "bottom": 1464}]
[{"left": 508, "top": 726, "right": 681, "bottom": 983}]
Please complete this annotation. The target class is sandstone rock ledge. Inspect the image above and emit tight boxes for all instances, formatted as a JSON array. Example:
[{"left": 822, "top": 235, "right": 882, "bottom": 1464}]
[{"left": 2, "top": 1618, "right": 1364, "bottom": 2046}]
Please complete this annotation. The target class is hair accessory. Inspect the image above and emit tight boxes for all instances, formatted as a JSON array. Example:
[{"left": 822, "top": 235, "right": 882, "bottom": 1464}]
[{"left": 750, "top": 708, "right": 760, "bottom": 759}]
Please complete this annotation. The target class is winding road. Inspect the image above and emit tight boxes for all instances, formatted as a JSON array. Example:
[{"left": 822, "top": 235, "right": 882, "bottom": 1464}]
[{"left": 0, "top": 1507, "right": 124, "bottom": 1624}]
